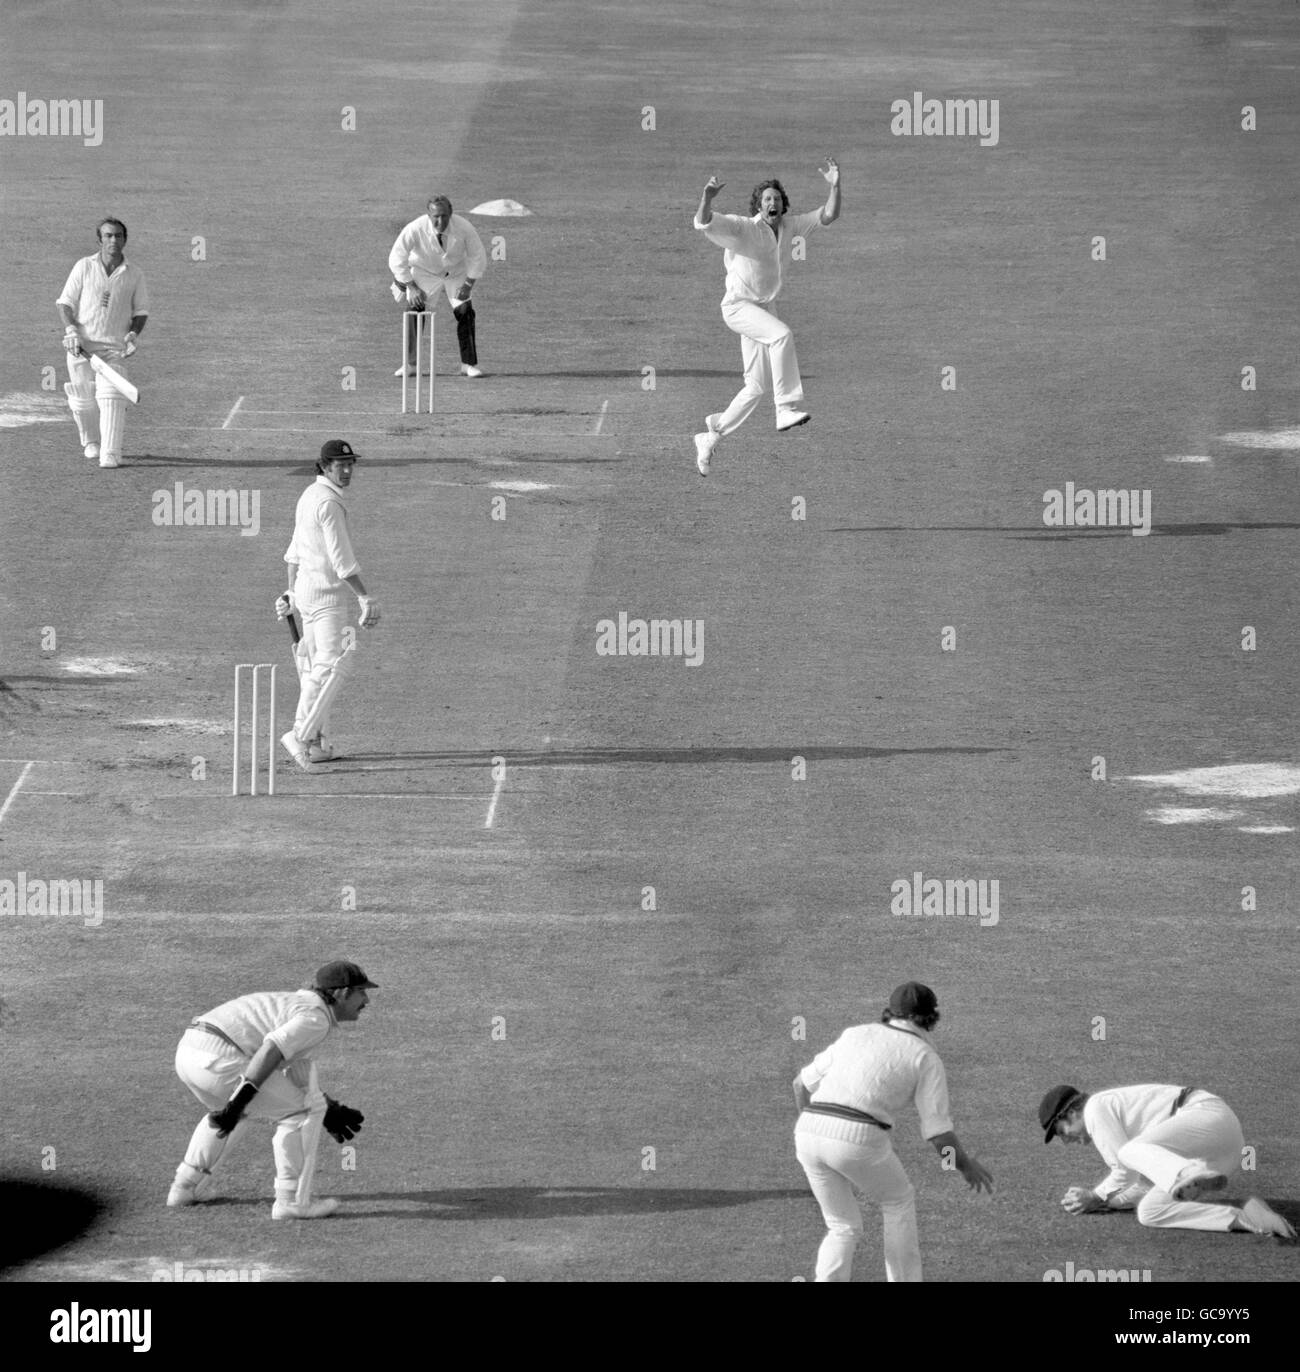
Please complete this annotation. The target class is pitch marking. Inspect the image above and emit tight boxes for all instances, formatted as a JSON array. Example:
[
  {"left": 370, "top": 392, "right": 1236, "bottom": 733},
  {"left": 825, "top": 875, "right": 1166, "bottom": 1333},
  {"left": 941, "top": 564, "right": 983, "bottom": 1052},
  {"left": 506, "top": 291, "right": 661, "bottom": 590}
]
[
  {"left": 485, "top": 761, "right": 505, "bottom": 829},
  {"left": 0, "top": 761, "right": 34, "bottom": 826},
  {"left": 221, "top": 396, "right": 245, "bottom": 430},
  {"left": 593, "top": 398, "right": 609, "bottom": 435}
]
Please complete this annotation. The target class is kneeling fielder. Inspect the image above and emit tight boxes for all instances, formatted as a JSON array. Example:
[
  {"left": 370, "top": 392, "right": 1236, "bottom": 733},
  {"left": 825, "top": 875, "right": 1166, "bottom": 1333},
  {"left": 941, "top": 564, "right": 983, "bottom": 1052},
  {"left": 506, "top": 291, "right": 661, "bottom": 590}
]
[{"left": 169, "top": 961, "right": 374, "bottom": 1220}]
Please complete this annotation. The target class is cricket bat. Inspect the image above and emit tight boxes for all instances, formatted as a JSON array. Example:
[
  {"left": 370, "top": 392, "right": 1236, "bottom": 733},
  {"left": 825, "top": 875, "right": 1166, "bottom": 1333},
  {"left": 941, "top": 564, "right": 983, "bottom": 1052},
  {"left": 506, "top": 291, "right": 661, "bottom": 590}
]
[{"left": 88, "top": 353, "right": 139, "bottom": 404}]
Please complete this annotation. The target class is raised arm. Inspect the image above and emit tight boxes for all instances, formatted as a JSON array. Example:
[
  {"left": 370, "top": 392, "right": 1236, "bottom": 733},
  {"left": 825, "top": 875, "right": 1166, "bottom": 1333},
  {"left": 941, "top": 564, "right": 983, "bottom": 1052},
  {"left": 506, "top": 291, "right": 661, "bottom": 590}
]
[
  {"left": 696, "top": 174, "right": 725, "bottom": 226},
  {"left": 819, "top": 157, "right": 841, "bottom": 225}
]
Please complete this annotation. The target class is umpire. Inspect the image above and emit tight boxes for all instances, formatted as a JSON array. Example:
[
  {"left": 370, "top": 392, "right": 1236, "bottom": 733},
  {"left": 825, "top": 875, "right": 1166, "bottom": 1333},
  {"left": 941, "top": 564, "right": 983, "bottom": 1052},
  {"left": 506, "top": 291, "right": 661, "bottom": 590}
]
[{"left": 167, "top": 961, "right": 374, "bottom": 1220}]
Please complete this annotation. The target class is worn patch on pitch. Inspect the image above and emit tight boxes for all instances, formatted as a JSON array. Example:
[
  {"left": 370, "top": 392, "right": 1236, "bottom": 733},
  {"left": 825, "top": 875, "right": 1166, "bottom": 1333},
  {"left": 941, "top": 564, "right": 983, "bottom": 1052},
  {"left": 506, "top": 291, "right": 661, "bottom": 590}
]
[
  {"left": 1145, "top": 805, "right": 1244, "bottom": 825},
  {"left": 1217, "top": 428, "right": 1300, "bottom": 450},
  {"left": 0, "top": 392, "right": 70, "bottom": 428},
  {"left": 1125, "top": 763, "right": 1300, "bottom": 799}
]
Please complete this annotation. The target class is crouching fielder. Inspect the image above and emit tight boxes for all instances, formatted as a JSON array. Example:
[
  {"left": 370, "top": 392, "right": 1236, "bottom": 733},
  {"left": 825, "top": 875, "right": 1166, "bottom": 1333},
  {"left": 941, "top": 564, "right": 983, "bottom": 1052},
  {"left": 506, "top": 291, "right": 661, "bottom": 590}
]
[
  {"left": 280, "top": 439, "right": 381, "bottom": 769},
  {"left": 55, "top": 216, "right": 148, "bottom": 468},
  {"left": 169, "top": 961, "right": 374, "bottom": 1220},
  {"left": 1041, "top": 1082, "right": 1296, "bottom": 1240},
  {"left": 793, "top": 982, "right": 993, "bottom": 1282}
]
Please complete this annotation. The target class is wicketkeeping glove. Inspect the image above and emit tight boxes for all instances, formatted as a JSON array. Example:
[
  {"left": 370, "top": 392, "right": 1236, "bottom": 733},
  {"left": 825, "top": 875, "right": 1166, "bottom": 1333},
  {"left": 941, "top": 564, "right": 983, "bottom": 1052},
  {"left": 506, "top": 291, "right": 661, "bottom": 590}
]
[{"left": 324, "top": 1096, "right": 364, "bottom": 1144}]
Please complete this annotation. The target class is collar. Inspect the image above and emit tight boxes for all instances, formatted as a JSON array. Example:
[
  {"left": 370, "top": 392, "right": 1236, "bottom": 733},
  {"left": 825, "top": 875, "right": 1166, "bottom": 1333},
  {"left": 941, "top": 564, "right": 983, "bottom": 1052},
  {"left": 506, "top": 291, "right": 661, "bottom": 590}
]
[
  {"left": 881, "top": 1017, "right": 929, "bottom": 1042},
  {"left": 315, "top": 473, "right": 348, "bottom": 497},
  {"left": 313, "top": 988, "right": 339, "bottom": 1025},
  {"left": 96, "top": 253, "right": 127, "bottom": 275}
]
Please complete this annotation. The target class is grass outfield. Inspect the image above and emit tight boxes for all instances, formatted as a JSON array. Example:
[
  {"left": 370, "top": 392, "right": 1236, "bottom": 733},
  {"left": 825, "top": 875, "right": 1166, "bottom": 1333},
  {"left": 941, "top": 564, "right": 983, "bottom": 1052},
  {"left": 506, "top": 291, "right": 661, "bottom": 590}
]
[{"left": 1, "top": 0, "right": 1298, "bottom": 1294}]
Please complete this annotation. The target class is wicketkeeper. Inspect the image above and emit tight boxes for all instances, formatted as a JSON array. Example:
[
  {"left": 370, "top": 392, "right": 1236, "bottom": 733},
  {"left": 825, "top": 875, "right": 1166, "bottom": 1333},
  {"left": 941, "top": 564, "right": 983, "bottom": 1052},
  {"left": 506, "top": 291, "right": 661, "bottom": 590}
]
[{"left": 168, "top": 961, "right": 375, "bottom": 1220}]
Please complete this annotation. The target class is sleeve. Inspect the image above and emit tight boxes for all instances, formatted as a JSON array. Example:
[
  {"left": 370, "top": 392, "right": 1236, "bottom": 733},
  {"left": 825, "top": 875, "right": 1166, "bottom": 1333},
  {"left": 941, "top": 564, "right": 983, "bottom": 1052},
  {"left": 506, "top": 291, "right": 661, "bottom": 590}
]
[
  {"left": 914, "top": 1049, "right": 955, "bottom": 1139},
  {"left": 265, "top": 1009, "right": 331, "bottom": 1061},
  {"left": 461, "top": 218, "right": 487, "bottom": 278},
  {"left": 1084, "top": 1096, "right": 1144, "bottom": 1201},
  {"left": 694, "top": 211, "right": 747, "bottom": 250},
  {"left": 789, "top": 210, "right": 824, "bottom": 236},
  {"left": 798, "top": 1035, "right": 841, "bottom": 1090},
  {"left": 56, "top": 260, "right": 83, "bottom": 309},
  {"left": 317, "top": 498, "right": 360, "bottom": 580},
  {"left": 388, "top": 223, "right": 417, "bottom": 281},
  {"left": 130, "top": 270, "right": 149, "bottom": 318}
]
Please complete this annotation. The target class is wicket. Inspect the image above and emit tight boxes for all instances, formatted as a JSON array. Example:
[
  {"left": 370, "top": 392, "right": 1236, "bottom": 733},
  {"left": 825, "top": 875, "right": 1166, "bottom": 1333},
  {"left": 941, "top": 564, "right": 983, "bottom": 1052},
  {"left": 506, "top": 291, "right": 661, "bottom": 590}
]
[
  {"left": 232, "top": 663, "right": 278, "bottom": 796},
  {"left": 401, "top": 309, "right": 435, "bottom": 413}
]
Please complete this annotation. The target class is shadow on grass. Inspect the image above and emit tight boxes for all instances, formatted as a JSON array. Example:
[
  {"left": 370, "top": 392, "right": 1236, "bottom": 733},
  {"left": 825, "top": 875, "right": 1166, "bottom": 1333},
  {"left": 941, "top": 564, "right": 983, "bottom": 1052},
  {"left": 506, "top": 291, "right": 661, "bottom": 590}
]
[
  {"left": 827, "top": 522, "right": 1300, "bottom": 539},
  {"left": 341, "top": 744, "right": 1008, "bottom": 769},
  {"left": 0, "top": 1179, "right": 105, "bottom": 1272},
  {"left": 195, "top": 1185, "right": 810, "bottom": 1221}
]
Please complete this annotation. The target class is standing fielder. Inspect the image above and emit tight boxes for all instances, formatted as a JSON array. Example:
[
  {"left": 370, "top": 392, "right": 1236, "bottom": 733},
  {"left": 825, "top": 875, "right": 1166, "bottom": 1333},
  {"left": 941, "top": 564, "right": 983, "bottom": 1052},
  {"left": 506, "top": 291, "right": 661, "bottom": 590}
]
[
  {"left": 1040, "top": 1082, "right": 1296, "bottom": 1240},
  {"left": 278, "top": 439, "right": 380, "bottom": 770},
  {"left": 389, "top": 194, "right": 486, "bottom": 379},
  {"left": 793, "top": 983, "right": 993, "bottom": 1282},
  {"left": 168, "top": 961, "right": 374, "bottom": 1220},
  {"left": 692, "top": 159, "right": 840, "bottom": 476},
  {"left": 55, "top": 217, "right": 148, "bottom": 468}
]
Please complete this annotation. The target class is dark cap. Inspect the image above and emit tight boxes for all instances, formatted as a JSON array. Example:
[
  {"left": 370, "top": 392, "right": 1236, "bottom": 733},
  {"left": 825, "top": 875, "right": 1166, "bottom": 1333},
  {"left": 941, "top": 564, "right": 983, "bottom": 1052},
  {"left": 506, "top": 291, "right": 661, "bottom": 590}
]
[
  {"left": 312, "top": 960, "right": 378, "bottom": 991},
  {"left": 888, "top": 982, "right": 938, "bottom": 1018},
  {"left": 319, "top": 439, "right": 359, "bottom": 462},
  {"left": 1038, "top": 1084, "right": 1082, "bottom": 1143}
]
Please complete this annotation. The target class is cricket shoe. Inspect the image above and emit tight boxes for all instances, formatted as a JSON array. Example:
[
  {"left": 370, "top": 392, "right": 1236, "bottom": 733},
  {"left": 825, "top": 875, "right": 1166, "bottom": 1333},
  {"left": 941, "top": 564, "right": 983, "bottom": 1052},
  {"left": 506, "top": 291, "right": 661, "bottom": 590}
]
[
  {"left": 693, "top": 432, "right": 717, "bottom": 476},
  {"left": 166, "top": 1166, "right": 213, "bottom": 1207},
  {"left": 776, "top": 408, "right": 810, "bottom": 432},
  {"left": 461, "top": 364, "right": 485, "bottom": 378},
  {"left": 271, "top": 1197, "right": 340, "bottom": 1220},
  {"left": 394, "top": 364, "right": 417, "bottom": 377},
  {"left": 1239, "top": 1197, "right": 1297, "bottom": 1242},
  {"left": 99, "top": 453, "right": 123, "bottom": 468},
  {"left": 280, "top": 730, "right": 313, "bottom": 771},
  {"left": 307, "top": 737, "right": 335, "bottom": 762},
  {"left": 83, "top": 443, "right": 100, "bottom": 460},
  {"left": 1172, "top": 1169, "right": 1228, "bottom": 1203}
]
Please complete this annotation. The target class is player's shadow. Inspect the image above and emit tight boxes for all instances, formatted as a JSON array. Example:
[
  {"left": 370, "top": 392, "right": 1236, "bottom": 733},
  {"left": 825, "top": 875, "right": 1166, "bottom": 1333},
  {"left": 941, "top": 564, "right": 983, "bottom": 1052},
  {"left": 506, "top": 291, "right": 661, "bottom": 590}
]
[
  {"left": 0, "top": 1179, "right": 105, "bottom": 1272},
  {"left": 507, "top": 368, "right": 740, "bottom": 379},
  {"left": 332, "top": 1185, "right": 809, "bottom": 1221},
  {"left": 340, "top": 743, "right": 1009, "bottom": 769}
]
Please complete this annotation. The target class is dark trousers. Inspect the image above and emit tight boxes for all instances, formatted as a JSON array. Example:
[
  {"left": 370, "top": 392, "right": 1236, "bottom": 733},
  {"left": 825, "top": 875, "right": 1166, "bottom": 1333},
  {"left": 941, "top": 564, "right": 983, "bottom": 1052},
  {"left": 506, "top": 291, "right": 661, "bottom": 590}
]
[{"left": 404, "top": 302, "right": 478, "bottom": 367}]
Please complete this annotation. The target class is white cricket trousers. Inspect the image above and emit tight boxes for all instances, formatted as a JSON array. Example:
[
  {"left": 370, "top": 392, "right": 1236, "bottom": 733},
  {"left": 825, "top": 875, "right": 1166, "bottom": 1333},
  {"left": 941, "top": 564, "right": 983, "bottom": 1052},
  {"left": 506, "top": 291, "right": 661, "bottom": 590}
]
[
  {"left": 1117, "top": 1092, "right": 1246, "bottom": 1232},
  {"left": 710, "top": 300, "right": 805, "bottom": 435},
  {"left": 174, "top": 1028, "right": 325, "bottom": 1196},
  {"left": 293, "top": 587, "right": 354, "bottom": 742},
  {"left": 795, "top": 1113, "right": 922, "bottom": 1282}
]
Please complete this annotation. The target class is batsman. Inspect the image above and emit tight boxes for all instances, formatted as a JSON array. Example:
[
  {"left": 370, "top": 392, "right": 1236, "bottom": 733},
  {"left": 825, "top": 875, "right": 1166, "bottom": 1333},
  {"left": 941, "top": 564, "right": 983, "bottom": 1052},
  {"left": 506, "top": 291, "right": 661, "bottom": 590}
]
[
  {"left": 55, "top": 215, "right": 148, "bottom": 468},
  {"left": 168, "top": 961, "right": 375, "bottom": 1220},
  {"left": 278, "top": 439, "right": 381, "bottom": 769}
]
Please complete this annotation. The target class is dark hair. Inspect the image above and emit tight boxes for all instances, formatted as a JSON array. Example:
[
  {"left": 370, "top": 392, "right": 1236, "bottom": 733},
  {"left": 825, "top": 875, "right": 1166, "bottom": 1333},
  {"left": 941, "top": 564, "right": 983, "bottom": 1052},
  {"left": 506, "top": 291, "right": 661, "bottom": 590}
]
[
  {"left": 97, "top": 217, "right": 128, "bottom": 243},
  {"left": 880, "top": 1006, "right": 940, "bottom": 1032},
  {"left": 749, "top": 180, "right": 790, "bottom": 216}
]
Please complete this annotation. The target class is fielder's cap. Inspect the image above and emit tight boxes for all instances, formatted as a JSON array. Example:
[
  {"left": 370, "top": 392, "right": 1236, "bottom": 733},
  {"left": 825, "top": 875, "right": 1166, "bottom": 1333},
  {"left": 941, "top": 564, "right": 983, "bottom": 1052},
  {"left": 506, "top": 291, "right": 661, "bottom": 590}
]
[
  {"left": 887, "top": 981, "right": 938, "bottom": 1019},
  {"left": 1039, "top": 1084, "right": 1082, "bottom": 1143},
  {"left": 319, "top": 438, "right": 359, "bottom": 461},
  {"left": 312, "top": 960, "right": 378, "bottom": 991}
]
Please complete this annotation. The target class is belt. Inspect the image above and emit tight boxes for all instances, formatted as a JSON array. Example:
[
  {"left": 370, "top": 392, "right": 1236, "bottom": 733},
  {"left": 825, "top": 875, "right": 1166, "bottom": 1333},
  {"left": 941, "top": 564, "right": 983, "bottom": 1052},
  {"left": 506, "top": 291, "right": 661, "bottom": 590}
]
[
  {"left": 189, "top": 1019, "right": 250, "bottom": 1055},
  {"left": 1170, "top": 1085, "right": 1198, "bottom": 1115},
  {"left": 804, "top": 1102, "right": 892, "bottom": 1131}
]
